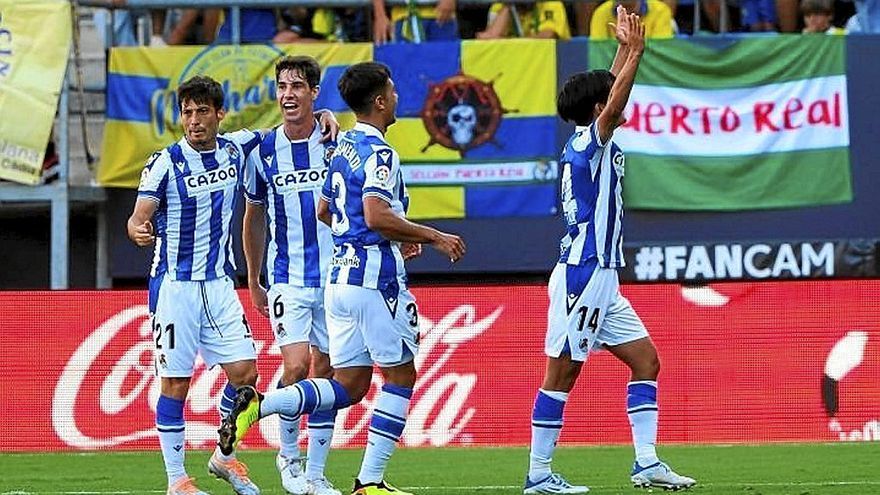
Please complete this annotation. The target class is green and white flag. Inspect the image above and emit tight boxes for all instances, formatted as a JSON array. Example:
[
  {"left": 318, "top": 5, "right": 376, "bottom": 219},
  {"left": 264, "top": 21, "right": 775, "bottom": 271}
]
[{"left": 589, "top": 36, "right": 852, "bottom": 211}]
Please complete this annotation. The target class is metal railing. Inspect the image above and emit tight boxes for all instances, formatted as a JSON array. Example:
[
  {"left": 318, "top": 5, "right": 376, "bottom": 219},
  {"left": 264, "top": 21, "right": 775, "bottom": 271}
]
[{"left": 79, "top": 0, "right": 725, "bottom": 45}]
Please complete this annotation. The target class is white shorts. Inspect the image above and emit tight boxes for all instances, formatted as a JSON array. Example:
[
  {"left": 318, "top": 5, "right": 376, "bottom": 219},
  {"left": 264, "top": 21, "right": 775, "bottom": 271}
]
[
  {"left": 325, "top": 283, "right": 419, "bottom": 368},
  {"left": 268, "top": 284, "right": 329, "bottom": 354},
  {"left": 546, "top": 262, "right": 648, "bottom": 362},
  {"left": 150, "top": 276, "right": 257, "bottom": 377}
]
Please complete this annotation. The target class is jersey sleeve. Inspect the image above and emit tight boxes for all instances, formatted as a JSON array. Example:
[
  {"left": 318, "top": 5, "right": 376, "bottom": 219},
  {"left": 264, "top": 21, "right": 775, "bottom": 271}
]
[
  {"left": 362, "top": 146, "right": 400, "bottom": 204},
  {"left": 137, "top": 150, "right": 170, "bottom": 203},
  {"left": 225, "top": 128, "right": 262, "bottom": 156},
  {"left": 321, "top": 164, "right": 334, "bottom": 202},
  {"left": 243, "top": 148, "right": 268, "bottom": 205},
  {"left": 569, "top": 125, "right": 604, "bottom": 166}
]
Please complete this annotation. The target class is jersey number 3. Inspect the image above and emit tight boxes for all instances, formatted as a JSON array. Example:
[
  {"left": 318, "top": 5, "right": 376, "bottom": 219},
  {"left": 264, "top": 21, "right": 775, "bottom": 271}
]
[{"left": 330, "top": 171, "right": 350, "bottom": 235}]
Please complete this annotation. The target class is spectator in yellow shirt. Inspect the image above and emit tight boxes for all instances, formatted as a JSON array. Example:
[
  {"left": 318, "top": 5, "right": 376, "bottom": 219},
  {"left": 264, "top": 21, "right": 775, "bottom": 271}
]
[
  {"left": 590, "top": 0, "right": 674, "bottom": 39},
  {"left": 476, "top": 1, "right": 571, "bottom": 39},
  {"left": 372, "top": 0, "right": 459, "bottom": 43}
]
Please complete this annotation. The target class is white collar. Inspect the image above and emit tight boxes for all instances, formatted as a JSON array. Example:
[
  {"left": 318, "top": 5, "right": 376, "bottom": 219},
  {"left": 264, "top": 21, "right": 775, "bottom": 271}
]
[
  {"left": 180, "top": 136, "right": 217, "bottom": 154},
  {"left": 354, "top": 121, "right": 385, "bottom": 139},
  {"left": 280, "top": 119, "right": 322, "bottom": 143}
]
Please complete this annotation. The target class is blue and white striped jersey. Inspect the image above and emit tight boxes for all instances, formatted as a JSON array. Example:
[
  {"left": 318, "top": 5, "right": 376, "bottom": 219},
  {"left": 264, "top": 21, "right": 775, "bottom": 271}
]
[
  {"left": 243, "top": 122, "right": 336, "bottom": 288},
  {"left": 558, "top": 124, "right": 626, "bottom": 268},
  {"left": 137, "top": 130, "right": 260, "bottom": 281},
  {"left": 320, "top": 122, "right": 410, "bottom": 290}
]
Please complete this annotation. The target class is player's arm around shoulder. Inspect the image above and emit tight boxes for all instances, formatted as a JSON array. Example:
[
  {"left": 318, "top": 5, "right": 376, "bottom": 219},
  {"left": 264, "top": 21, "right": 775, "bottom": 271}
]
[
  {"left": 127, "top": 150, "right": 168, "bottom": 247},
  {"left": 596, "top": 10, "right": 645, "bottom": 144},
  {"left": 224, "top": 128, "right": 263, "bottom": 157}
]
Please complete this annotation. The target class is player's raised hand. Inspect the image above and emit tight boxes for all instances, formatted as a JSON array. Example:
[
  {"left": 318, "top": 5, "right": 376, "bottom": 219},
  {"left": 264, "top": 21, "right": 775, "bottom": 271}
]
[
  {"left": 249, "top": 284, "right": 269, "bottom": 318},
  {"left": 610, "top": 4, "right": 630, "bottom": 44},
  {"left": 401, "top": 242, "right": 423, "bottom": 261},
  {"left": 431, "top": 231, "right": 466, "bottom": 263},
  {"left": 131, "top": 220, "right": 155, "bottom": 247},
  {"left": 627, "top": 12, "right": 645, "bottom": 53}
]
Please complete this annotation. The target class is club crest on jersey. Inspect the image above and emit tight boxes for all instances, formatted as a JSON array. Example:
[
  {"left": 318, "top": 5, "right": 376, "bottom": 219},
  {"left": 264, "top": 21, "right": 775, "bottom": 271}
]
[
  {"left": 323, "top": 144, "right": 336, "bottom": 166},
  {"left": 224, "top": 142, "right": 240, "bottom": 160},
  {"left": 420, "top": 73, "right": 514, "bottom": 156},
  {"left": 184, "top": 164, "right": 237, "bottom": 195},
  {"left": 275, "top": 322, "right": 286, "bottom": 338}
]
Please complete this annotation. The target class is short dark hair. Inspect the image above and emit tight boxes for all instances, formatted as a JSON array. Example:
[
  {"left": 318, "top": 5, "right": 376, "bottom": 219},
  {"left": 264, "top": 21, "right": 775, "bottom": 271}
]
[
  {"left": 337, "top": 62, "right": 392, "bottom": 114},
  {"left": 801, "top": 0, "right": 832, "bottom": 14},
  {"left": 557, "top": 70, "right": 615, "bottom": 126},
  {"left": 275, "top": 55, "right": 321, "bottom": 89},
  {"left": 177, "top": 75, "right": 225, "bottom": 111}
]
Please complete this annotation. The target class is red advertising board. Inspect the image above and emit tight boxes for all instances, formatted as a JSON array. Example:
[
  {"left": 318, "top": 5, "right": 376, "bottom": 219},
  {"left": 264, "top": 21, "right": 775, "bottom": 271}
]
[{"left": 3, "top": 281, "right": 879, "bottom": 451}]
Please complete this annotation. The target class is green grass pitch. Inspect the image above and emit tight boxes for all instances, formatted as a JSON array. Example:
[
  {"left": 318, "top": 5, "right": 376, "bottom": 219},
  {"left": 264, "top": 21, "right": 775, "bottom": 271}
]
[{"left": 2, "top": 444, "right": 878, "bottom": 494}]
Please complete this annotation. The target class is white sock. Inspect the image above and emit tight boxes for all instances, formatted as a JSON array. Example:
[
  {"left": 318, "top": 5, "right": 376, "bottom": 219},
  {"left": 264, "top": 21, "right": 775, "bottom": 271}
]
[
  {"left": 528, "top": 389, "right": 568, "bottom": 482},
  {"left": 306, "top": 410, "right": 337, "bottom": 480},
  {"left": 357, "top": 384, "right": 411, "bottom": 484},
  {"left": 627, "top": 381, "right": 659, "bottom": 466},
  {"left": 279, "top": 413, "right": 302, "bottom": 459},
  {"left": 156, "top": 395, "right": 187, "bottom": 485},
  {"left": 261, "top": 378, "right": 350, "bottom": 417}
]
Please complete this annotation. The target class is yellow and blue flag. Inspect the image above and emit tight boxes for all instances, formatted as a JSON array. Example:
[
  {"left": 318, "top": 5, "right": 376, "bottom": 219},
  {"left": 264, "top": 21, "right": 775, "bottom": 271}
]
[
  {"left": 99, "top": 43, "right": 370, "bottom": 187},
  {"left": 99, "top": 40, "right": 560, "bottom": 219}
]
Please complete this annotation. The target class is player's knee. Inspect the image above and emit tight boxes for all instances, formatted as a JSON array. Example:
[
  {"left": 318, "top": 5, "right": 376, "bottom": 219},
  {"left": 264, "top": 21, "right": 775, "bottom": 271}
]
[
  {"left": 633, "top": 354, "right": 661, "bottom": 380},
  {"left": 342, "top": 377, "right": 371, "bottom": 404},
  {"left": 311, "top": 356, "right": 333, "bottom": 379},
  {"left": 282, "top": 363, "right": 310, "bottom": 385},
  {"left": 235, "top": 367, "right": 259, "bottom": 387},
  {"left": 383, "top": 365, "right": 417, "bottom": 389},
  {"left": 161, "top": 377, "right": 191, "bottom": 399}
]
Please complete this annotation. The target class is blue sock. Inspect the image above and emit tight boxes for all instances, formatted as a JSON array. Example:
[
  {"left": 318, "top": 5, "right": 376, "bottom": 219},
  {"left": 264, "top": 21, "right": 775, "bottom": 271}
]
[
  {"left": 306, "top": 409, "right": 337, "bottom": 480},
  {"left": 212, "top": 383, "right": 240, "bottom": 461},
  {"left": 528, "top": 389, "right": 567, "bottom": 482},
  {"left": 277, "top": 380, "right": 302, "bottom": 459},
  {"left": 157, "top": 395, "right": 187, "bottom": 485},
  {"left": 261, "top": 378, "right": 351, "bottom": 417},
  {"left": 357, "top": 384, "right": 412, "bottom": 484},
  {"left": 627, "top": 381, "right": 659, "bottom": 466}
]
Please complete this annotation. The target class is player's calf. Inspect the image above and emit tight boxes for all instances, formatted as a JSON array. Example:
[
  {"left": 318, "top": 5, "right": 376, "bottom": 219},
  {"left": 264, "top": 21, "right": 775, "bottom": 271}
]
[{"left": 217, "top": 385, "right": 263, "bottom": 456}]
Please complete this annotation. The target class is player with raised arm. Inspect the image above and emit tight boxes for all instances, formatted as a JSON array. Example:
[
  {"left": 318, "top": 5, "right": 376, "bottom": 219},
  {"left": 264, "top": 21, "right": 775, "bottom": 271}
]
[
  {"left": 522, "top": 8, "right": 696, "bottom": 494},
  {"left": 241, "top": 55, "right": 341, "bottom": 495},
  {"left": 218, "top": 61, "right": 465, "bottom": 495},
  {"left": 127, "top": 76, "right": 263, "bottom": 495}
]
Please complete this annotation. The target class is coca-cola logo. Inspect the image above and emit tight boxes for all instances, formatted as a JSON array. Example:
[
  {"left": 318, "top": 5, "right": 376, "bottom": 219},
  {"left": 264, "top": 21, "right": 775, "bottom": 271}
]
[{"left": 52, "top": 303, "right": 503, "bottom": 450}]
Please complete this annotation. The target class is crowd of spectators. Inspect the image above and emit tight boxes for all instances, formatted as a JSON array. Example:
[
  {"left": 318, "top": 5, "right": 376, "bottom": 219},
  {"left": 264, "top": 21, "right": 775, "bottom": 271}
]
[{"left": 96, "top": 0, "right": 878, "bottom": 46}]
